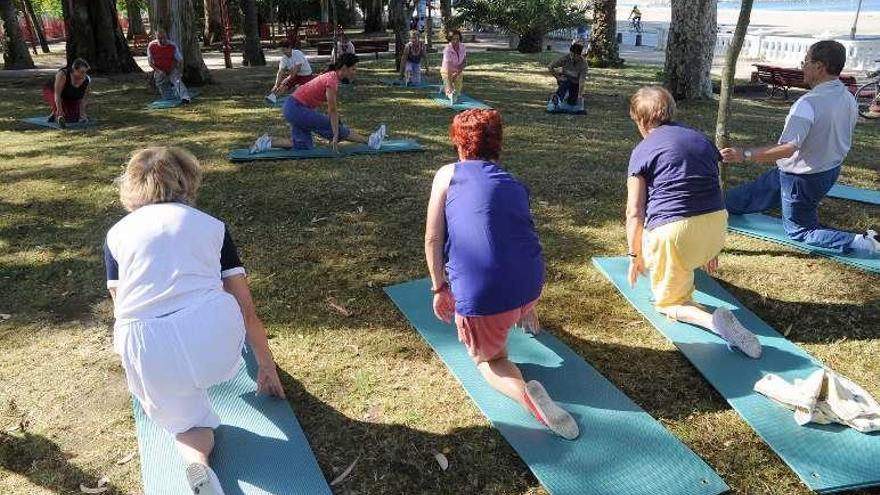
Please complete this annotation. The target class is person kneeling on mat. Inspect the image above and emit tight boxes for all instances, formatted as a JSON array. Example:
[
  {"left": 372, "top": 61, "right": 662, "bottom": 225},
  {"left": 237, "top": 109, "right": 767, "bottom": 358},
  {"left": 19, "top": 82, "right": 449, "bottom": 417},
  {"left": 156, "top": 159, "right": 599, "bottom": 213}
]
[
  {"left": 441, "top": 30, "right": 467, "bottom": 105},
  {"left": 719, "top": 40, "right": 879, "bottom": 255},
  {"left": 43, "top": 57, "right": 91, "bottom": 128},
  {"left": 425, "top": 109, "right": 579, "bottom": 440},
  {"left": 148, "top": 30, "right": 192, "bottom": 104},
  {"left": 626, "top": 86, "right": 762, "bottom": 359},
  {"left": 548, "top": 42, "right": 587, "bottom": 108},
  {"left": 250, "top": 53, "right": 386, "bottom": 154},
  {"left": 105, "top": 147, "right": 286, "bottom": 495},
  {"left": 400, "top": 30, "right": 430, "bottom": 86},
  {"left": 266, "top": 40, "right": 315, "bottom": 104}
]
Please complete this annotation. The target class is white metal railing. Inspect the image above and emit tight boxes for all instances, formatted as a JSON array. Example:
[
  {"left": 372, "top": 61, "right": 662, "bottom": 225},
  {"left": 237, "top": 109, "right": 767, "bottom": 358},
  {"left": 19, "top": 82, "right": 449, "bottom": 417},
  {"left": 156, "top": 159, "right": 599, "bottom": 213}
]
[{"left": 715, "top": 32, "right": 880, "bottom": 71}]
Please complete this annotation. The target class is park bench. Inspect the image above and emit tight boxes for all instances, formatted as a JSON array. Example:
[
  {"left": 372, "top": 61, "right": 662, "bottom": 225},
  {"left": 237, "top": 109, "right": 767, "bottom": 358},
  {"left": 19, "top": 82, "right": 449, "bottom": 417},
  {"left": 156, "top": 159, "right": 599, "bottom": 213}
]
[
  {"left": 751, "top": 64, "right": 858, "bottom": 100},
  {"left": 316, "top": 38, "right": 391, "bottom": 60},
  {"left": 130, "top": 33, "right": 152, "bottom": 56}
]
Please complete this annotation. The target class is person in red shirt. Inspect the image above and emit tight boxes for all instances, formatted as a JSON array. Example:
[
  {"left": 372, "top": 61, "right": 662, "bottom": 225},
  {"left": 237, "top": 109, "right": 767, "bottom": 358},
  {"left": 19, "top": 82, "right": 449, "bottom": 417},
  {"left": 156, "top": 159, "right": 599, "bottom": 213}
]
[{"left": 147, "top": 30, "right": 192, "bottom": 103}]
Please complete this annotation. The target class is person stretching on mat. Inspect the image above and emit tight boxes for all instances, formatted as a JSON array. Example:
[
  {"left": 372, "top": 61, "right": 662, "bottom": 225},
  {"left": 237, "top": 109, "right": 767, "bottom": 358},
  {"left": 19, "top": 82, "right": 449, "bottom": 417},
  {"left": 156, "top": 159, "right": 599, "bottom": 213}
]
[
  {"left": 265, "top": 40, "right": 314, "bottom": 104},
  {"left": 250, "top": 53, "right": 386, "bottom": 154},
  {"left": 400, "top": 30, "right": 430, "bottom": 86},
  {"left": 441, "top": 30, "right": 467, "bottom": 105},
  {"left": 626, "top": 86, "right": 762, "bottom": 359},
  {"left": 105, "top": 147, "right": 285, "bottom": 495},
  {"left": 720, "top": 41, "right": 879, "bottom": 255},
  {"left": 148, "top": 30, "right": 192, "bottom": 104},
  {"left": 425, "top": 109, "right": 579, "bottom": 440},
  {"left": 548, "top": 42, "right": 587, "bottom": 107},
  {"left": 43, "top": 57, "right": 90, "bottom": 128}
]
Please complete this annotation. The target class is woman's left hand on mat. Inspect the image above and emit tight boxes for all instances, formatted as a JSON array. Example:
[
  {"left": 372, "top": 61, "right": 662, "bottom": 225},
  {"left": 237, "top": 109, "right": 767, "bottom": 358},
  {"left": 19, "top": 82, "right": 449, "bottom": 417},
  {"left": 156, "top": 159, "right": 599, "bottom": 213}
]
[
  {"left": 628, "top": 256, "right": 646, "bottom": 288},
  {"left": 256, "top": 362, "right": 286, "bottom": 399},
  {"left": 518, "top": 308, "right": 541, "bottom": 335},
  {"left": 433, "top": 290, "right": 455, "bottom": 324}
]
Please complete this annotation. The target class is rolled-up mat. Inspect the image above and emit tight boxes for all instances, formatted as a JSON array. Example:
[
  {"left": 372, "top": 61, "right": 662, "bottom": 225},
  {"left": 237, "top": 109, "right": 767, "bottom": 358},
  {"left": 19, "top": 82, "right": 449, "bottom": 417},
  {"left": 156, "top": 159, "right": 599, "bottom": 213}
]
[
  {"left": 827, "top": 184, "right": 880, "bottom": 206},
  {"left": 429, "top": 92, "right": 492, "bottom": 111},
  {"left": 593, "top": 256, "right": 880, "bottom": 493},
  {"left": 21, "top": 116, "right": 95, "bottom": 130},
  {"left": 133, "top": 347, "right": 332, "bottom": 495},
  {"left": 385, "top": 278, "right": 728, "bottom": 495},
  {"left": 228, "top": 139, "right": 425, "bottom": 162},
  {"left": 727, "top": 213, "right": 880, "bottom": 274}
]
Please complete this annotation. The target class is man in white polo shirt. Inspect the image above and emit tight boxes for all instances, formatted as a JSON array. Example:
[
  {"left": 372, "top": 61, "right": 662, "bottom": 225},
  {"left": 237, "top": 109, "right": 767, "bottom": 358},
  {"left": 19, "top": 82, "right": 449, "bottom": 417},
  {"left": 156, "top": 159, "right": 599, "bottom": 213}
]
[
  {"left": 720, "top": 40, "right": 878, "bottom": 254},
  {"left": 266, "top": 40, "right": 314, "bottom": 104}
]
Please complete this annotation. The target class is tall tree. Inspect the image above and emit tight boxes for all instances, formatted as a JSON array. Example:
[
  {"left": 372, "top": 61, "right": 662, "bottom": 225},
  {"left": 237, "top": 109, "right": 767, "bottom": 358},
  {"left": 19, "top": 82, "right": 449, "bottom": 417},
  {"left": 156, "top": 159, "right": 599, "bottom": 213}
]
[
  {"left": 152, "top": 0, "right": 211, "bottom": 84},
  {"left": 126, "top": 0, "right": 147, "bottom": 39},
  {"left": 62, "top": 0, "right": 140, "bottom": 73},
  {"left": 241, "top": 0, "right": 265, "bottom": 65},
  {"left": 1, "top": 0, "right": 35, "bottom": 68},
  {"left": 455, "top": 0, "right": 588, "bottom": 53},
  {"left": 21, "top": 0, "right": 49, "bottom": 53},
  {"left": 664, "top": 0, "right": 716, "bottom": 99},
  {"left": 203, "top": 0, "right": 223, "bottom": 45},
  {"left": 715, "top": 0, "right": 754, "bottom": 188},
  {"left": 439, "top": 0, "right": 451, "bottom": 30},
  {"left": 360, "top": 0, "right": 383, "bottom": 33},
  {"left": 587, "top": 0, "right": 621, "bottom": 67},
  {"left": 389, "top": 0, "right": 406, "bottom": 70}
]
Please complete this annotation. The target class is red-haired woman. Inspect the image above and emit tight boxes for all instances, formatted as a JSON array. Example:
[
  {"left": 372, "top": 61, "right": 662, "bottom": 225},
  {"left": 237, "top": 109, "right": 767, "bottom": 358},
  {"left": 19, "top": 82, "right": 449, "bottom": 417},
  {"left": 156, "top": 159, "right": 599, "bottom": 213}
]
[{"left": 424, "top": 109, "right": 578, "bottom": 440}]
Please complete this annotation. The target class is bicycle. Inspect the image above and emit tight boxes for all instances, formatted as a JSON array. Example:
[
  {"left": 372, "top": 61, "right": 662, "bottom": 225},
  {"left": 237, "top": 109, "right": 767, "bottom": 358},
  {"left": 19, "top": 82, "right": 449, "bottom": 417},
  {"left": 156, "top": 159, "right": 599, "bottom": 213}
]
[
  {"left": 854, "top": 60, "right": 880, "bottom": 119},
  {"left": 630, "top": 17, "right": 643, "bottom": 34}
]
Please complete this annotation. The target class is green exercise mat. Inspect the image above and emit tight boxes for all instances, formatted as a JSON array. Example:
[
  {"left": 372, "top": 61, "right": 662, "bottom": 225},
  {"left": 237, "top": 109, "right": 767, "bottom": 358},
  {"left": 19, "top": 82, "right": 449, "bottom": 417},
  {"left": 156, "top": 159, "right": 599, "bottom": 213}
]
[
  {"left": 429, "top": 91, "right": 492, "bottom": 111},
  {"left": 385, "top": 278, "right": 728, "bottom": 495},
  {"left": 21, "top": 116, "right": 95, "bottom": 130},
  {"left": 148, "top": 91, "right": 200, "bottom": 109},
  {"left": 228, "top": 139, "right": 425, "bottom": 162},
  {"left": 133, "top": 347, "right": 331, "bottom": 495},
  {"left": 593, "top": 256, "right": 880, "bottom": 493},
  {"left": 727, "top": 214, "right": 880, "bottom": 274},
  {"left": 827, "top": 184, "right": 880, "bottom": 205}
]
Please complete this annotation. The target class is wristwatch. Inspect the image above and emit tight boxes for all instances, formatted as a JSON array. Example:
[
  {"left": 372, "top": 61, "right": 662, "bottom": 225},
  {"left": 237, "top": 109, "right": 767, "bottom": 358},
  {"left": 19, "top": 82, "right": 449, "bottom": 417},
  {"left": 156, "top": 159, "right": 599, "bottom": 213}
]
[{"left": 743, "top": 148, "right": 753, "bottom": 160}]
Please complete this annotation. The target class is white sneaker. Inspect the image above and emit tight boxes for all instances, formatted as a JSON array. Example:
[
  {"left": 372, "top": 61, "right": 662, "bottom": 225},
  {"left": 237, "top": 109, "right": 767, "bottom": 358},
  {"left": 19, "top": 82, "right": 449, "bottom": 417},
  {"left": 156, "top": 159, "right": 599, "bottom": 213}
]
[
  {"left": 850, "top": 229, "right": 880, "bottom": 254},
  {"left": 367, "top": 124, "right": 386, "bottom": 150},
  {"left": 249, "top": 134, "right": 271, "bottom": 154},
  {"left": 712, "top": 308, "right": 762, "bottom": 359},
  {"left": 185, "top": 463, "right": 224, "bottom": 495},
  {"left": 524, "top": 380, "right": 579, "bottom": 440},
  {"left": 265, "top": 93, "right": 277, "bottom": 104}
]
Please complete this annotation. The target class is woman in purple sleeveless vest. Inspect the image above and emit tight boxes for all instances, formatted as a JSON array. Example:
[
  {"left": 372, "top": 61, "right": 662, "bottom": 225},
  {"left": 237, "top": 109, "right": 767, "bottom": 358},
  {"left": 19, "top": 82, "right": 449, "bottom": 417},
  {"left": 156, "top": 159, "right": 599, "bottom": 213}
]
[{"left": 424, "top": 109, "right": 578, "bottom": 440}]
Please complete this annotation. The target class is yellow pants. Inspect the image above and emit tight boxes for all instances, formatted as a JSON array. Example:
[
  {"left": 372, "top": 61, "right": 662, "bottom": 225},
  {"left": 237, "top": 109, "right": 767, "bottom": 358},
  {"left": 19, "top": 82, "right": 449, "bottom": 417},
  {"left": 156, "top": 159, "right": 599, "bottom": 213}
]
[
  {"left": 644, "top": 209, "right": 728, "bottom": 313},
  {"left": 441, "top": 69, "right": 463, "bottom": 95}
]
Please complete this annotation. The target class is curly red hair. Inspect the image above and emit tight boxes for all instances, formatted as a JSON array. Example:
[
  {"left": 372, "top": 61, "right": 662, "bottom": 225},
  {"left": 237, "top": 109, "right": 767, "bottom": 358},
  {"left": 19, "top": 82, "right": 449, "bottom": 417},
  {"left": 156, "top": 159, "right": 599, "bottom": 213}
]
[{"left": 450, "top": 109, "right": 503, "bottom": 161}]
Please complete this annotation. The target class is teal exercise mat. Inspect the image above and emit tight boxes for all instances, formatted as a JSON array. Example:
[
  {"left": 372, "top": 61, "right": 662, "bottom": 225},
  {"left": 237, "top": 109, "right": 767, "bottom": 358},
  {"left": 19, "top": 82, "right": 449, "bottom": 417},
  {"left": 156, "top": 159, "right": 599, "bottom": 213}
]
[
  {"left": 384, "top": 278, "right": 728, "bottom": 495},
  {"left": 593, "top": 256, "right": 880, "bottom": 493},
  {"left": 546, "top": 98, "right": 585, "bottom": 114},
  {"left": 827, "top": 184, "right": 880, "bottom": 205},
  {"left": 148, "top": 90, "right": 200, "bottom": 109},
  {"left": 21, "top": 116, "right": 95, "bottom": 130},
  {"left": 727, "top": 213, "right": 880, "bottom": 274},
  {"left": 133, "top": 346, "right": 332, "bottom": 495},
  {"left": 379, "top": 77, "right": 440, "bottom": 90},
  {"left": 429, "top": 92, "right": 492, "bottom": 111},
  {"left": 228, "top": 139, "right": 425, "bottom": 162}
]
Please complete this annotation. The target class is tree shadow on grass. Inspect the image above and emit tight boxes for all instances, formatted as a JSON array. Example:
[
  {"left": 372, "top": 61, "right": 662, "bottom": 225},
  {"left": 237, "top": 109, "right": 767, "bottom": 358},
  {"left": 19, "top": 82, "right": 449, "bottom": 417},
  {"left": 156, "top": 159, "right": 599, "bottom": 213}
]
[{"left": 0, "top": 431, "right": 125, "bottom": 495}]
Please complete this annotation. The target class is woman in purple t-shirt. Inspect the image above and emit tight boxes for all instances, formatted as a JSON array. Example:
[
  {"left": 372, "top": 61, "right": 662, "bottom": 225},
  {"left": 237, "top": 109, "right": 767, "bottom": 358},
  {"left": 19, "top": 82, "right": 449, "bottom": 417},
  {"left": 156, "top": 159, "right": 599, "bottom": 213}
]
[{"left": 625, "top": 86, "right": 761, "bottom": 359}]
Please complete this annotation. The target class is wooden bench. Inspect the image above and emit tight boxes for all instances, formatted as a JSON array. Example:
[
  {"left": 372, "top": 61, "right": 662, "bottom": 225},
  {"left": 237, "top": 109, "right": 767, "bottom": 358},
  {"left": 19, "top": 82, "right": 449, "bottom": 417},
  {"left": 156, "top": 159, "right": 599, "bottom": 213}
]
[
  {"left": 751, "top": 64, "right": 858, "bottom": 100},
  {"left": 316, "top": 38, "right": 391, "bottom": 60}
]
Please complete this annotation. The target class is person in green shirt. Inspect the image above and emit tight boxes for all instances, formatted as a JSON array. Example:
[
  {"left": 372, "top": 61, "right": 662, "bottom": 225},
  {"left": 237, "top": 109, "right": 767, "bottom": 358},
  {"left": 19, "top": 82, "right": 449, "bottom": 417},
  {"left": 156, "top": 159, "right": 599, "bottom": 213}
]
[{"left": 548, "top": 43, "right": 587, "bottom": 107}]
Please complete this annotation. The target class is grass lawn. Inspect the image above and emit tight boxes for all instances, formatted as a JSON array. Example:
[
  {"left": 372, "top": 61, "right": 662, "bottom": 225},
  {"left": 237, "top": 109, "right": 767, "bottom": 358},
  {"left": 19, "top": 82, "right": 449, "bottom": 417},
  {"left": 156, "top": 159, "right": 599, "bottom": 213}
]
[{"left": 0, "top": 51, "right": 878, "bottom": 495}]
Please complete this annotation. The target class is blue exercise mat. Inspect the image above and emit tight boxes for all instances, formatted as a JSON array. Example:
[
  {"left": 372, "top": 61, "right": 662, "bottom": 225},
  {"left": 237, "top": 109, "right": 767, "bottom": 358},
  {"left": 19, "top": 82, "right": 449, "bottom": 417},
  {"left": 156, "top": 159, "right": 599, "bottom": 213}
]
[
  {"left": 133, "top": 346, "right": 331, "bottom": 495},
  {"left": 21, "top": 116, "right": 95, "bottom": 130},
  {"left": 148, "top": 91, "right": 200, "bottom": 109},
  {"left": 546, "top": 98, "right": 585, "bottom": 114},
  {"left": 228, "top": 139, "right": 425, "bottom": 162},
  {"left": 727, "top": 213, "right": 880, "bottom": 274},
  {"left": 429, "top": 91, "right": 492, "bottom": 111},
  {"left": 593, "top": 256, "right": 880, "bottom": 493},
  {"left": 827, "top": 184, "right": 880, "bottom": 205},
  {"left": 379, "top": 78, "right": 440, "bottom": 90},
  {"left": 385, "top": 278, "right": 728, "bottom": 495}
]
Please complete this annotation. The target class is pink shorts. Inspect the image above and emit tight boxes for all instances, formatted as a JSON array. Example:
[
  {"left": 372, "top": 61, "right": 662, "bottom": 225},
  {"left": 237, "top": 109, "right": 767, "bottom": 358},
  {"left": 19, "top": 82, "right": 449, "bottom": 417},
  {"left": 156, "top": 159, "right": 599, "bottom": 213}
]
[{"left": 455, "top": 299, "right": 538, "bottom": 362}]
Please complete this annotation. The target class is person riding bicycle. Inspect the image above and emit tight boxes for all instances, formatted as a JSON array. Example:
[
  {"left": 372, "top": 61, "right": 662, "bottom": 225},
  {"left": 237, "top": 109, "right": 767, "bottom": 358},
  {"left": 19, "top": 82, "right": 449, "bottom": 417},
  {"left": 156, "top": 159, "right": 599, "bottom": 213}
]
[{"left": 629, "top": 5, "right": 643, "bottom": 32}]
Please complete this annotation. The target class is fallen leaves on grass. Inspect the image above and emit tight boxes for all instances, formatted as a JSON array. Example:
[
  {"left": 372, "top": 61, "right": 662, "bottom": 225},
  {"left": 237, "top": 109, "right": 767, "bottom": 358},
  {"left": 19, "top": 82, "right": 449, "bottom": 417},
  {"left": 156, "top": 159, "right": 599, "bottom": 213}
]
[
  {"left": 79, "top": 477, "right": 110, "bottom": 493},
  {"left": 116, "top": 451, "right": 136, "bottom": 465},
  {"left": 330, "top": 456, "right": 359, "bottom": 486},
  {"left": 0, "top": 314, "right": 11, "bottom": 322},
  {"left": 434, "top": 452, "right": 449, "bottom": 471},
  {"left": 327, "top": 297, "right": 352, "bottom": 316}
]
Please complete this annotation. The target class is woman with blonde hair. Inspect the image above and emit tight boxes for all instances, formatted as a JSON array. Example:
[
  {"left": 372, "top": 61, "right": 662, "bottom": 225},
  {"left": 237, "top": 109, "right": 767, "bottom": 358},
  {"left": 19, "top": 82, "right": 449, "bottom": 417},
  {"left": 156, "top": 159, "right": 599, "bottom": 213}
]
[
  {"left": 625, "top": 86, "right": 761, "bottom": 359},
  {"left": 104, "top": 147, "right": 285, "bottom": 495}
]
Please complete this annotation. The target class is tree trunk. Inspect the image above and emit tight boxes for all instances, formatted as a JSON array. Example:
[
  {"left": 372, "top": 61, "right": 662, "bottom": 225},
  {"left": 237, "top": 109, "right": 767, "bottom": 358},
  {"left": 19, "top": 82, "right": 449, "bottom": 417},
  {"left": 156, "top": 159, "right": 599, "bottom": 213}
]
[
  {"left": 389, "top": 0, "right": 406, "bottom": 70},
  {"left": 126, "top": 0, "right": 146, "bottom": 39},
  {"left": 240, "top": 0, "right": 264, "bottom": 65},
  {"left": 664, "top": 0, "right": 716, "bottom": 100},
  {"left": 1, "top": 0, "right": 34, "bottom": 68},
  {"left": 152, "top": 0, "right": 211, "bottom": 85},
  {"left": 146, "top": 0, "right": 157, "bottom": 34},
  {"left": 361, "top": 0, "right": 383, "bottom": 33},
  {"left": 715, "top": 0, "right": 753, "bottom": 189},
  {"left": 517, "top": 30, "right": 544, "bottom": 53},
  {"left": 587, "top": 0, "right": 621, "bottom": 67},
  {"left": 439, "top": 0, "right": 451, "bottom": 31},
  {"left": 203, "top": 0, "right": 222, "bottom": 45},
  {"left": 21, "top": 0, "right": 49, "bottom": 53},
  {"left": 62, "top": 0, "right": 140, "bottom": 73}
]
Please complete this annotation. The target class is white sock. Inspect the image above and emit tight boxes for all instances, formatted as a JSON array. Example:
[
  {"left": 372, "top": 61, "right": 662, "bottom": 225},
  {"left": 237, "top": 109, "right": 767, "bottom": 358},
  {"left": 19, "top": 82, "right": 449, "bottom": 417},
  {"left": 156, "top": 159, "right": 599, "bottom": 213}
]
[{"left": 850, "top": 231, "right": 879, "bottom": 253}]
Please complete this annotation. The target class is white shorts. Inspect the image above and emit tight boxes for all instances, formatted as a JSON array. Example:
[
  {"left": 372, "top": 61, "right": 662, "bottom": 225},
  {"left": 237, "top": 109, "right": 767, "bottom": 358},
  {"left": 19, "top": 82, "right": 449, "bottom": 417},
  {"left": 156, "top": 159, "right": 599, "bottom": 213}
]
[{"left": 114, "top": 291, "right": 246, "bottom": 434}]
